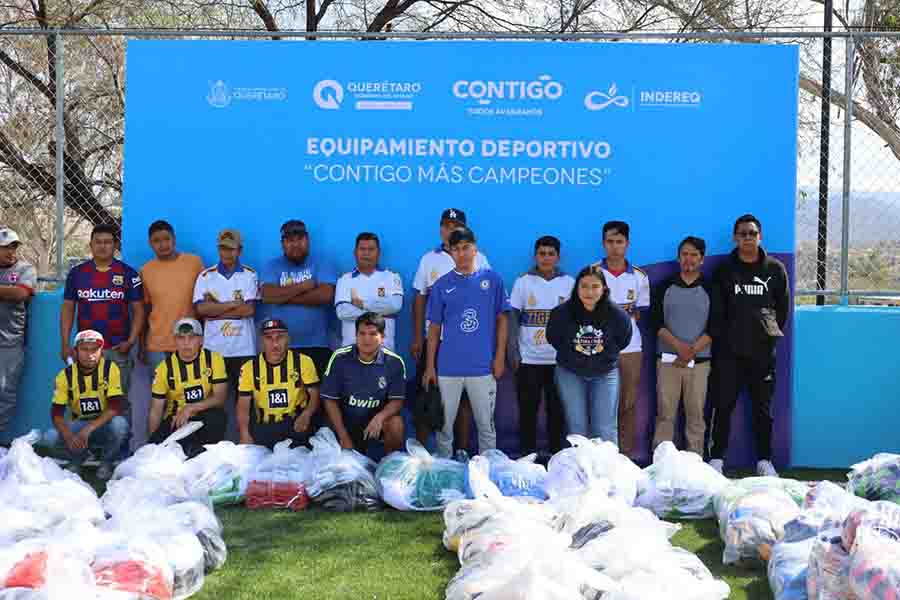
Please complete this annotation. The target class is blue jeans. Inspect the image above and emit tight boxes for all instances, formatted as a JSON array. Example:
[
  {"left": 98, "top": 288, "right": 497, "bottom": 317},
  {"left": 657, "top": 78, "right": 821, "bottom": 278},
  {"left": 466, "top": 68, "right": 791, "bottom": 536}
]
[
  {"left": 44, "top": 416, "right": 130, "bottom": 465},
  {"left": 554, "top": 365, "right": 620, "bottom": 445},
  {"left": 146, "top": 351, "right": 168, "bottom": 374}
]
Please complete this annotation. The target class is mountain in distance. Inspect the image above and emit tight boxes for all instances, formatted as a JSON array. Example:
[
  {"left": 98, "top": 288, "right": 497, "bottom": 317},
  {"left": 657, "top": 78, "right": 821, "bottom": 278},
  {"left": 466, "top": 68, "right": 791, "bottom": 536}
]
[{"left": 796, "top": 188, "right": 900, "bottom": 246}]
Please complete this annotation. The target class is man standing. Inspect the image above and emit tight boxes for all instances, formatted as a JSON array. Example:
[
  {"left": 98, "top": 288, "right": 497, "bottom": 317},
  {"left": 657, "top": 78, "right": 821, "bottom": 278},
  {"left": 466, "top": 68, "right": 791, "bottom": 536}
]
[
  {"left": 237, "top": 319, "right": 320, "bottom": 449},
  {"left": 508, "top": 236, "right": 574, "bottom": 457},
  {"left": 44, "top": 330, "right": 130, "bottom": 480},
  {"left": 650, "top": 236, "right": 720, "bottom": 456},
  {"left": 411, "top": 208, "right": 490, "bottom": 450},
  {"left": 0, "top": 228, "right": 36, "bottom": 436},
  {"left": 194, "top": 229, "right": 257, "bottom": 440},
  {"left": 594, "top": 221, "right": 650, "bottom": 459},
  {"left": 321, "top": 313, "right": 406, "bottom": 457},
  {"left": 140, "top": 220, "right": 204, "bottom": 373},
  {"left": 259, "top": 220, "right": 336, "bottom": 379},
  {"left": 61, "top": 224, "right": 144, "bottom": 400},
  {"left": 149, "top": 319, "right": 228, "bottom": 457},
  {"left": 708, "top": 214, "right": 789, "bottom": 477},
  {"left": 335, "top": 233, "right": 403, "bottom": 351},
  {"left": 423, "top": 227, "right": 509, "bottom": 459}
]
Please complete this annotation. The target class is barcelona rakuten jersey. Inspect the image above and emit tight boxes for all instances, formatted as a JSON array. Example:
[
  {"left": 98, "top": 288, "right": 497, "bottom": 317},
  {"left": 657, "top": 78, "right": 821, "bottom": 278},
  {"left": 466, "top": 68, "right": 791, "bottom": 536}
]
[{"left": 64, "top": 260, "right": 143, "bottom": 348}]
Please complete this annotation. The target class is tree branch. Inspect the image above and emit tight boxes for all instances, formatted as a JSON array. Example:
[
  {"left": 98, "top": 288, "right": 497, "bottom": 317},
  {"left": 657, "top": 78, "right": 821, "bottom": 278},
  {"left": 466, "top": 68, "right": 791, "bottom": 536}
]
[{"left": 250, "top": 0, "right": 282, "bottom": 38}]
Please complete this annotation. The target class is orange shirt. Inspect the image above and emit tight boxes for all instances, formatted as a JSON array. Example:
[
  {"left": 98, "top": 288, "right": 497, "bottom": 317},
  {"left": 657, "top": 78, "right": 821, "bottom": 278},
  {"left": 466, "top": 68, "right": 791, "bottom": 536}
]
[{"left": 141, "top": 253, "right": 204, "bottom": 352}]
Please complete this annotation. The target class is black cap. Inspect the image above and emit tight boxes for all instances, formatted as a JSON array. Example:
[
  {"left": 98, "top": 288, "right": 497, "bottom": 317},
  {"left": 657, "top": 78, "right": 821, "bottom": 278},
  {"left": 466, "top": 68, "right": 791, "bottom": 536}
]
[
  {"left": 260, "top": 319, "right": 289, "bottom": 334},
  {"left": 280, "top": 220, "right": 308, "bottom": 238},
  {"left": 448, "top": 227, "right": 476, "bottom": 247},
  {"left": 440, "top": 208, "right": 466, "bottom": 225}
]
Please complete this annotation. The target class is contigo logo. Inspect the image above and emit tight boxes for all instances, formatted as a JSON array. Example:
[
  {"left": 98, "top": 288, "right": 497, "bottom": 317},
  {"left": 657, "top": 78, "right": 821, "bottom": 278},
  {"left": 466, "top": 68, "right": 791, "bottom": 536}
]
[{"left": 452, "top": 75, "right": 563, "bottom": 106}]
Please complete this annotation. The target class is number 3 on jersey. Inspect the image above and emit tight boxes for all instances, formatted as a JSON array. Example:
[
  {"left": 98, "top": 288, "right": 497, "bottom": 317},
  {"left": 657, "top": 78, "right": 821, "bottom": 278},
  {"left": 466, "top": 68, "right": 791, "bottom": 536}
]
[{"left": 268, "top": 389, "right": 289, "bottom": 409}]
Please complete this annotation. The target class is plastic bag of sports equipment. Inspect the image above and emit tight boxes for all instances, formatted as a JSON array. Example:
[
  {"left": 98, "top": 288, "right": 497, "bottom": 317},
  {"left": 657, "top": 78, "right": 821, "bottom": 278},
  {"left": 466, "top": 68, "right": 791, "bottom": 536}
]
[
  {"left": 305, "top": 428, "right": 381, "bottom": 511},
  {"left": 768, "top": 536, "right": 815, "bottom": 600},
  {"left": 601, "top": 569, "right": 730, "bottom": 600},
  {"left": 846, "top": 453, "right": 900, "bottom": 503},
  {"left": 807, "top": 529, "right": 854, "bottom": 600},
  {"left": 720, "top": 488, "right": 800, "bottom": 565},
  {"left": 714, "top": 477, "right": 809, "bottom": 539},
  {"left": 183, "top": 441, "right": 270, "bottom": 506},
  {"left": 478, "top": 450, "right": 547, "bottom": 500},
  {"left": 165, "top": 502, "right": 227, "bottom": 573},
  {"left": 112, "top": 423, "right": 202, "bottom": 482},
  {"left": 544, "top": 435, "right": 644, "bottom": 505},
  {"left": 635, "top": 442, "right": 730, "bottom": 520},
  {"left": 848, "top": 525, "right": 900, "bottom": 600},
  {"left": 92, "top": 534, "right": 174, "bottom": 600},
  {"left": 0, "top": 477, "right": 105, "bottom": 525},
  {"left": 842, "top": 501, "right": 900, "bottom": 552},
  {"left": 376, "top": 439, "right": 467, "bottom": 511},
  {"left": 1, "top": 431, "right": 90, "bottom": 486},
  {"left": 101, "top": 476, "right": 195, "bottom": 518},
  {"left": 246, "top": 440, "right": 310, "bottom": 511}
]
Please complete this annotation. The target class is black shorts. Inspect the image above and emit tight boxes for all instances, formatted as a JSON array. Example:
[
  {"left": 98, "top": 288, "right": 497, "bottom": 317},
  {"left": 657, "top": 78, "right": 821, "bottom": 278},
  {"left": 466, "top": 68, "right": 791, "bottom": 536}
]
[
  {"left": 345, "top": 418, "right": 381, "bottom": 455},
  {"left": 149, "top": 408, "right": 226, "bottom": 457},
  {"left": 408, "top": 347, "right": 444, "bottom": 430},
  {"left": 251, "top": 415, "right": 311, "bottom": 450}
]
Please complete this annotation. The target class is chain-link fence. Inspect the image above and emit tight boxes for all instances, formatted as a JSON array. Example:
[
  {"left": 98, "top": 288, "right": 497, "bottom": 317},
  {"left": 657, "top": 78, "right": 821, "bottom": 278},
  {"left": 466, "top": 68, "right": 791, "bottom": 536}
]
[{"left": 0, "top": 28, "right": 897, "bottom": 301}]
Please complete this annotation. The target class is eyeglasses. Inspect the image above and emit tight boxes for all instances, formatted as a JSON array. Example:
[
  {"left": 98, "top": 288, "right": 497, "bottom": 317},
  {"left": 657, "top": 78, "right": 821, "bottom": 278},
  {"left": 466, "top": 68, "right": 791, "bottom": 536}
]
[{"left": 736, "top": 230, "right": 760, "bottom": 238}]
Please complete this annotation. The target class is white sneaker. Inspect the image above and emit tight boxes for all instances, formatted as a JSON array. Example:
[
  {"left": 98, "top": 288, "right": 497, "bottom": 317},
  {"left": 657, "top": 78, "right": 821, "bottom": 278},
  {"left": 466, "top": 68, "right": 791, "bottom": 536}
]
[
  {"left": 708, "top": 458, "right": 724, "bottom": 474},
  {"left": 757, "top": 460, "right": 779, "bottom": 478}
]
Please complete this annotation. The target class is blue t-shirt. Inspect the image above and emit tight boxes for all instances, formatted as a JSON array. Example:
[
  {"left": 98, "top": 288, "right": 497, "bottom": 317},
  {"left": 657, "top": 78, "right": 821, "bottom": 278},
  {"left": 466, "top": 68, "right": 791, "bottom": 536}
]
[
  {"left": 259, "top": 254, "right": 337, "bottom": 348},
  {"left": 320, "top": 345, "right": 406, "bottom": 425},
  {"left": 426, "top": 269, "right": 510, "bottom": 377}
]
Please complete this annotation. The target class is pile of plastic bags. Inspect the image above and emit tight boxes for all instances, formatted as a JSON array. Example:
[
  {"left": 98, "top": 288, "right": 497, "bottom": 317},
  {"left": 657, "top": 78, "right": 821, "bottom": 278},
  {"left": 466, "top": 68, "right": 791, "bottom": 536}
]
[
  {"left": 443, "top": 450, "right": 731, "bottom": 600},
  {"left": 636, "top": 442, "right": 730, "bottom": 520},
  {"left": 246, "top": 440, "right": 310, "bottom": 511},
  {"left": 305, "top": 428, "right": 382, "bottom": 512},
  {"left": 544, "top": 435, "right": 645, "bottom": 505},
  {"left": 478, "top": 450, "right": 548, "bottom": 500},
  {"left": 376, "top": 440, "right": 467, "bottom": 511},
  {"left": 0, "top": 430, "right": 228, "bottom": 599},
  {"left": 846, "top": 453, "right": 900, "bottom": 503}
]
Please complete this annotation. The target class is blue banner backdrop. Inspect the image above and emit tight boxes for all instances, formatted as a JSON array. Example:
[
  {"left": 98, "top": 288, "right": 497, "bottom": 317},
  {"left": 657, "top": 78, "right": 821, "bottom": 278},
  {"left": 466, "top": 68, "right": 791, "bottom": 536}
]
[{"left": 123, "top": 40, "right": 799, "bottom": 466}]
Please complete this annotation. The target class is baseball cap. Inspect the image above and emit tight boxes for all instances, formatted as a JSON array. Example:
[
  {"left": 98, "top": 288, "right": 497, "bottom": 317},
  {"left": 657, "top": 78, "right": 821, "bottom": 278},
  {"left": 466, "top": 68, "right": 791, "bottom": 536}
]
[
  {"left": 74, "top": 329, "right": 104, "bottom": 347},
  {"left": 449, "top": 227, "right": 476, "bottom": 247},
  {"left": 440, "top": 208, "right": 466, "bottom": 225},
  {"left": 280, "top": 220, "right": 308, "bottom": 238},
  {"left": 173, "top": 318, "right": 203, "bottom": 337},
  {"left": 260, "top": 318, "right": 289, "bottom": 334},
  {"left": 0, "top": 228, "right": 21, "bottom": 247},
  {"left": 217, "top": 228, "right": 242, "bottom": 249}
]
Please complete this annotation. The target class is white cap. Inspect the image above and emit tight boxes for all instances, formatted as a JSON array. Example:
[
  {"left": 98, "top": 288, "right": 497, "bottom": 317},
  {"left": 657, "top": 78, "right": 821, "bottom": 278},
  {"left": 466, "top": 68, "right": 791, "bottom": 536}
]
[
  {"left": 0, "top": 228, "right": 20, "bottom": 247},
  {"left": 74, "top": 329, "right": 104, "bottom": 347}
]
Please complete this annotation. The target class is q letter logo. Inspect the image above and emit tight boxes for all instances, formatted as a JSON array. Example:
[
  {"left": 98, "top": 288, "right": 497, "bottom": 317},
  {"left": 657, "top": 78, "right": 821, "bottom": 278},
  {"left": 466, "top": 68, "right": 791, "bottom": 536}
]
[{"left": 313, "top": 80, "right": 344, "bottom": 110}]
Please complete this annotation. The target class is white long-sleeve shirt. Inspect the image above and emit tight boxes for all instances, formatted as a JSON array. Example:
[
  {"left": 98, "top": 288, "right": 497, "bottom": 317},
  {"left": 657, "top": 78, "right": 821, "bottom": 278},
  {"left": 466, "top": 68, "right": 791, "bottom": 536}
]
[{"left": 335, "top": 268, "right": 403, "bottom": 350}]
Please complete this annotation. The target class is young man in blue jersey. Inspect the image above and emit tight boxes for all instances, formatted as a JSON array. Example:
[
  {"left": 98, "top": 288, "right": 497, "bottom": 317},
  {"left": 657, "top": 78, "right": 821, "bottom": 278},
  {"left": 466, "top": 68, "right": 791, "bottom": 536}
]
[{"left": 423, "top": 227, "right": 510, "bottom": 459}]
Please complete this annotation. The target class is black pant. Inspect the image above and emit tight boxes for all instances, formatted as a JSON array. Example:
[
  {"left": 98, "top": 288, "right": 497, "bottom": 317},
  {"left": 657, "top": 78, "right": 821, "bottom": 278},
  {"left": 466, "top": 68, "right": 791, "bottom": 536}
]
[
  {"left": 149, "top": 408, "right": 227, "bottom": 457},
  {"left": 251, "top": 415, "right": 311, "bottom": 450},
  {"left": 224, "top": 356, "right": 253, "bottom": 442},
  {"left": 709, "top": 353, "right": 776, "bottom": 461},
  {"left": 516, "top": 364, "right": 564, "bottom": 455}
]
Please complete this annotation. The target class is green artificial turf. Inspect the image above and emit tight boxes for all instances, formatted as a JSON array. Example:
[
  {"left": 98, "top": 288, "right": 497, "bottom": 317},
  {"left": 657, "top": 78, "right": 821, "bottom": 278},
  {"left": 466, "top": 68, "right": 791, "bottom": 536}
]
[{"left": 187, "top": 468, "right": 847, "bottom": 600}]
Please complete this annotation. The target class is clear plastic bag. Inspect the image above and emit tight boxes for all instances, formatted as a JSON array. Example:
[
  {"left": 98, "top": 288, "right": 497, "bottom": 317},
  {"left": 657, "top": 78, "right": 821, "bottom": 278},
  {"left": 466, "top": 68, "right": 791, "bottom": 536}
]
[
  {"left": 807, "top": 530, "right": 853, "bottom": 600},
  {"left": 2, "top": 431, "right": 84, "bottom": 486},
  {"left": 101, "top": 476, "right": 195, "bottom": 518},
  {"left": 721, "top": 488, "right": 800, "bottom": 565},
  {"left": 92, "top": 534, "right": 174, "bottom": 600},
  {"left": 246, "top": 439, "right": 311, "bottom": 511},
  {"left": 842, "top": 501, "right": 900, "bottom": 552},
  {"left": 848, "top": 525, "right": 900, "bottom": 600},
  {"left": 0, "top": 478, "right": 105, "bottom": 525},
  {"left": 478, "top": 450, "right": 548, "bottom": 500},
  {"left": 768, "top": 537, "right": 815, "bottom": 600},
  {"left": 545, "top": 435, "right": 644, "bottom": 505},
  {"left": 112, "top": 424, "right": 202, "bottom": 482},
  {"left": 183, "top": 442, "right": 271, "bottom": 507},
  {"left": 166, "top": 502, "right": 226, "bottom": 573},
  {"left": 305, "top": 428, "right": 381, "bottom": 511},
  {"left": 846, "top": 453, "right": 900, "bottom": 503},
  {"left": 601, "top": 569, "right": 730, "bottom": 600},
  {"left": 376, "top": 440, "right": 468, "bottom": 511},
  {"left": 635, "top": 442, "right": 730, "bottom": 520}
]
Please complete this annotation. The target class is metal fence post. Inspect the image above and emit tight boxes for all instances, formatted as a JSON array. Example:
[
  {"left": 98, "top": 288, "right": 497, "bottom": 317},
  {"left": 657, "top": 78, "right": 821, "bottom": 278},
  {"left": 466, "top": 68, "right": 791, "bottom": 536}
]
[
  {"left": 54, "top": 31, "right": 65, "bottom": 283},
  {"left": 839, "top": 33, "right": 853, "bottom": 305}
]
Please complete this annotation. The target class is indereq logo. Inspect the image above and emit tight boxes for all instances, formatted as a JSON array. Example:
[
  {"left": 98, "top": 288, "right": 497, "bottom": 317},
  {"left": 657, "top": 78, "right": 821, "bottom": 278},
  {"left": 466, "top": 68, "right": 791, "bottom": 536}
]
[
  {"left": 452, "top": 75, "right": 563, "bottom": 106},
  {"left": 77, "top": 288, "right": 125, "bottom": 302}
]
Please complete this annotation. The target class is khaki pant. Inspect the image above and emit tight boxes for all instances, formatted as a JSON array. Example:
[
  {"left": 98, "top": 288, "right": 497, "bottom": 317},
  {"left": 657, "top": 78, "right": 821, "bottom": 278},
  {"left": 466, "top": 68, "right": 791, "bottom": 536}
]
[
  {"left": 617, "top": 351, "right": 642, "bottom": 457},
  {"left": 653, "top": 360, "right": 710, "bottom": 456}
]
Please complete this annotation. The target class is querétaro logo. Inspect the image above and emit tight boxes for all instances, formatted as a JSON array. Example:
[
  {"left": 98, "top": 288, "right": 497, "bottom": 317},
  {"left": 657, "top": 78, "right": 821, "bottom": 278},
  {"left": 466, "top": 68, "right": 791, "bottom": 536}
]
[
  {"left": 207, "top": 80, "right": 288, "bottom": 109},
  {"left": 77, "top": 288, "right": 125, "bottom": 302},
  {"left": 453, "top": 75, "right": 563, "bottom": 118},
  {"left": 313, "top": 80, "right": 344, "bottom": 110}
]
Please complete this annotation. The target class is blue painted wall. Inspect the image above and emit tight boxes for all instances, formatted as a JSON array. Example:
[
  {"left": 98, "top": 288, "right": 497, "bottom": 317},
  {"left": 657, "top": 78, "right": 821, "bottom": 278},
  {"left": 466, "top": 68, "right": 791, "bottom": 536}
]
[{"left": 792, "top": 305, "right": 900, "bottom": 468}]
